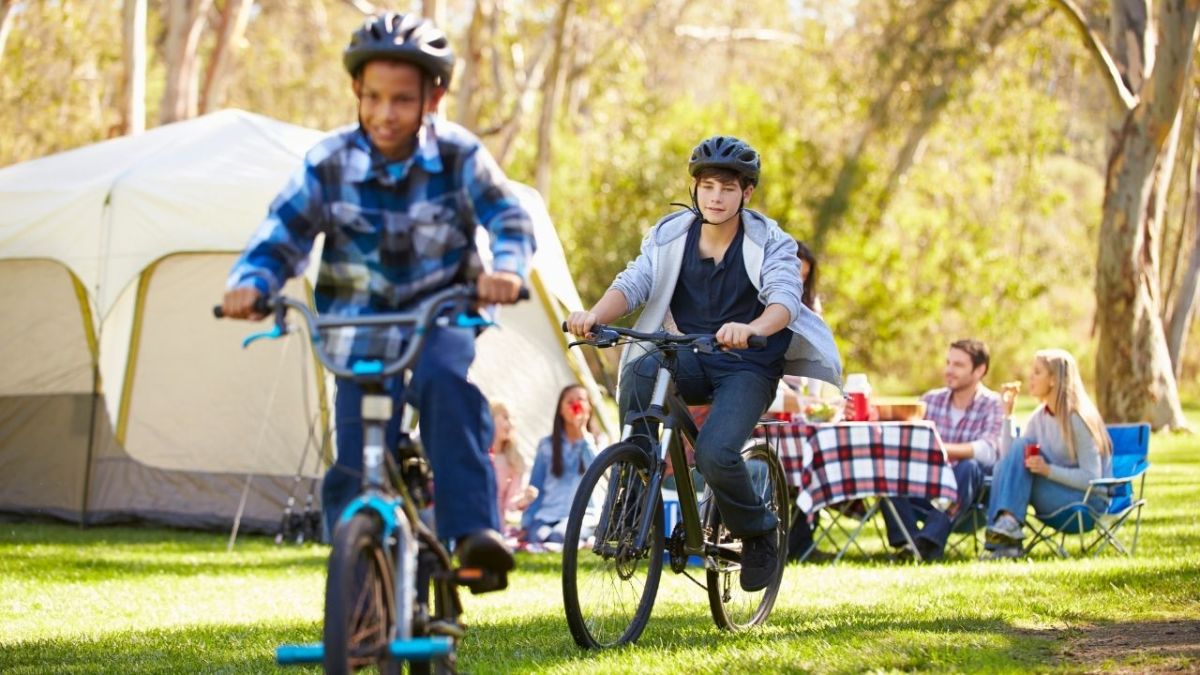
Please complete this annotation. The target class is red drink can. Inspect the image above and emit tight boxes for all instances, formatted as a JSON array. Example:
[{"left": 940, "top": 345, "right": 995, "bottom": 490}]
[
  {"left": 1024, "top": 443, "right": 1040, "bottom": 459},
  {"left": 848, "top": 392, "right": 869, "bottom": 422}
]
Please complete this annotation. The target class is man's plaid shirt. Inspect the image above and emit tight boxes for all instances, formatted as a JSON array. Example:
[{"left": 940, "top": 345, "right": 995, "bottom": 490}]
[
  {"left": 921, "top": 385, "right": 1005, "bottom": 468},
  {"left": 228, "top": 118, "right": 535, "bottom": 366}
]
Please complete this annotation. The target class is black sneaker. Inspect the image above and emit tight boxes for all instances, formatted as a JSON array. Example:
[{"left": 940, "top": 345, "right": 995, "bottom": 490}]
[
  {"left": 456, "top": 528, "right": 516, "bottom": 594},
  {"left": 739, "top": 534, "right": 779, "bottom": 592}
]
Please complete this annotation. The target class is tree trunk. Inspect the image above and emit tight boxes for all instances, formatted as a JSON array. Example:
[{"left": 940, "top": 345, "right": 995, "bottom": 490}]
[
  {"left": 119, "top": 0, "right": 147, "bottom": 135},
  {"left": 0, "top": 0, "right": 16, "bottom": 69},
  {"left": 534, "top": 0, "right": 573, "bottom": 202},
  {"left": 455, "top": 0, "right": 488, "bottom": 130},
  {"left": 1166, "top": 150, "right": 1200, "bottom": 375},
  {"left": 199, "top": 0, "right": 252, "bottom": 114},
  {"left": 1094, "top": 0, "right": 1198, "bottom": 429},
  {"left": 160, "top": 0, "right": 213, "bottom": 124},
  {"left": 422, "top": 0, "right": 441, "bottom": 26}
]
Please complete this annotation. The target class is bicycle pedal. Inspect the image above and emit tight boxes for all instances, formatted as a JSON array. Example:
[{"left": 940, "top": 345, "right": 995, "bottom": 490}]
[{"left": 454, "top": 567, "right": 508, "bottom": 594}]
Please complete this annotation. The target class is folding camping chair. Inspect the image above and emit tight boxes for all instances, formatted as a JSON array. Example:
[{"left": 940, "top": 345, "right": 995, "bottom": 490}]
[
  {"left": 1024, "top": 423, "right": 1150, "bottom": 558},
  {"left": 945, "top": 476, "right": 991, "bottom": 558}
]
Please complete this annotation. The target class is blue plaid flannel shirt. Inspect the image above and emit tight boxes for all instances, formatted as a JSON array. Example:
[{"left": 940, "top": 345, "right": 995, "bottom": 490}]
[{"left": 228, "top": 118, "right": 536, "bottom": 367}]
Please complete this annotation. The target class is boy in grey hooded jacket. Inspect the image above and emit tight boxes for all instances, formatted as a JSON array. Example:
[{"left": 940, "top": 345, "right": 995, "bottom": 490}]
[{"left": 565, "top": 136, "right": 842, "bottom": 591}]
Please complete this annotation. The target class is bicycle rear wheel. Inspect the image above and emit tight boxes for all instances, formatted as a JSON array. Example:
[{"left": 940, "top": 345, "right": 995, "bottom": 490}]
[
  {"left": 706, "top": 440, "right": 789, "bottom": 631},
  {"left": 562, "top": 442, "right": 664, "bottom": 649},
  {"left": 324, "top": 512, "right": 401, "bottom": 675}
]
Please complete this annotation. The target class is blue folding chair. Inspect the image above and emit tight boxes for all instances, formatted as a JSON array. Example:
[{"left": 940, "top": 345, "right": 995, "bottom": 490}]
[{"left": 1024, "top": 423, "right": 1150, "bottom": 558}]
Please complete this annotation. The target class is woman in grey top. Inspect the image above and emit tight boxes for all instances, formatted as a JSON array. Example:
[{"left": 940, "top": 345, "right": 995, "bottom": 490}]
[{"left": 984, "top": 348, "right": 1112, "bottom": 559}]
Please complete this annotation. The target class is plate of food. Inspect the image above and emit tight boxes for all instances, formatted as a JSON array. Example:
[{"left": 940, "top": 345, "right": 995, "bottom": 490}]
[{"left": 802, "top": 400, "right": 842, "bottom": 424}]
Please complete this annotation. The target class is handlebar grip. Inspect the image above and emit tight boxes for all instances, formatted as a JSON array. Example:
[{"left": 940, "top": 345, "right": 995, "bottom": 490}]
[
  {"left": 518, "top": 287, "right": 531, "bottom": 301},
  {"left": 212, "top": 296, "right": 271, "bottom": 319},
  {"left": 747, "top": 335, "right": 768, "bottom": 349}
]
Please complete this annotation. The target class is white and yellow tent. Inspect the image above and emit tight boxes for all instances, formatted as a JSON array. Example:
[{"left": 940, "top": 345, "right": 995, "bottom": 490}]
[{"left": 0, "top": 109, "right": 608, "bottom": 533}]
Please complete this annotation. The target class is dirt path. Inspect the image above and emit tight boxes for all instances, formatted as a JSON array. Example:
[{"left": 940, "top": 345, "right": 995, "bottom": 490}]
[{"left": 1062, "top": 619, "right": 1200, "bottom": 673}]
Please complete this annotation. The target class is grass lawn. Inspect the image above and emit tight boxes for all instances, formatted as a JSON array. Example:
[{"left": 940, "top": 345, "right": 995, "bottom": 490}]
[{"left": 2, "top": 418, "right": 1197, "bottom": 674}]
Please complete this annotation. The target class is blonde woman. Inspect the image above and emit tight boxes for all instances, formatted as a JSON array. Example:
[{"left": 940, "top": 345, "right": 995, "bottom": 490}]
[
  {"left": 984, "top": 349, "right": 1112, "bottom": 558},
  {"left": 489, "top": 401, "right": 532, "bottom": 535}
]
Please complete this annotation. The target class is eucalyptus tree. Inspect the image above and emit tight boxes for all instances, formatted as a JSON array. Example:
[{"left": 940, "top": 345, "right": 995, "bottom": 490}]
[{"left": 1053, "top": 0, "right": 1197, "bottom": 428}]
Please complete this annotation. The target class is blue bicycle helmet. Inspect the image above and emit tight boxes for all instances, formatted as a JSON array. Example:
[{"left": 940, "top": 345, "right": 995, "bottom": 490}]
[{"left": 343, "top": 12, "right": 455, "bottom": 87}]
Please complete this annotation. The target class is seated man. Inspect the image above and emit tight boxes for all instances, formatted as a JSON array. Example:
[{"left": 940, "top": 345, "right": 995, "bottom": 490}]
[{"left": 883, "top": 339, "right": 1005, "bottom": 560}]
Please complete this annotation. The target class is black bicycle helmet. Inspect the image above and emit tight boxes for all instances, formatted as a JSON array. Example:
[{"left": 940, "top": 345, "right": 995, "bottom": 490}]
[
  {"left": 688, "top": 136, "right": 761, "bottom": 186},
  {"left": 343, "top": 12, "right": 455, "bottom": 87}
]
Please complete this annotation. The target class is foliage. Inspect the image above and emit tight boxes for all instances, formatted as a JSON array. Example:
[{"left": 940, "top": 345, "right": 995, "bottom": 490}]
[
  {"left": 1, "top": 1, "right": 1195, "bottom": 400},
  {"left": 2, "top": 414, "right": 1198, "bottom": 673}
]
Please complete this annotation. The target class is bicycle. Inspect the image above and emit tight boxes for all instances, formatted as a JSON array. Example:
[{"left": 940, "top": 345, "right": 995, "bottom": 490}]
[
  {"left": 217, "top": 284, "right": 520, "bottom": 674},
  {"left": 559, "top": 324, "right": 790, "bottom": 648}
]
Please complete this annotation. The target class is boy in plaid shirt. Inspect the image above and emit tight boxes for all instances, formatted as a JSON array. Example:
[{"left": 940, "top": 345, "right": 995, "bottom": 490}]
[
  {"left": 221, "top": 12, "right": 534, "bottom": 582},
  {"left": 883, "top": 339, "right": 1006, "bottom": 560}
]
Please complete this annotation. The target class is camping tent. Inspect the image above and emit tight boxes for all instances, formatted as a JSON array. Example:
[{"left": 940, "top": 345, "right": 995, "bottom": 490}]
[{"left": 0, "top": 109, "right": 609, "bottom": 533}]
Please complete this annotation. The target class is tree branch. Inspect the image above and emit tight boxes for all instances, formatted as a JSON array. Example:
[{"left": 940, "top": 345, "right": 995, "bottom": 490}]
[
  {"left": 673, "top": 24, "right": 803, "bottom": 46},
  {"left": 342, "top": 0, "right": 375, "bottom": 15},
  {"left": 1049, "top": 0, "right": 1139, "bottom": 110}
]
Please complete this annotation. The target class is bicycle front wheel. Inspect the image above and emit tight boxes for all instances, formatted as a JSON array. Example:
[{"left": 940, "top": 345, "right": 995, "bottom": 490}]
[
  {"left": 562, "top": 442, "right": 664, "bottom": 649},
  {"left": 324, "top": 512, "right": 401, "bottom": 675},
  {"left": 706, "top": 440, "right": 789, "bottom": 631}
]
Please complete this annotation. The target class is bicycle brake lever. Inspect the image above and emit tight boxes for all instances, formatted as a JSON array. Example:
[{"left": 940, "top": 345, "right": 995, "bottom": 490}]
[{"left": 241, "top": 323, "right": 286, "bottom": 349}]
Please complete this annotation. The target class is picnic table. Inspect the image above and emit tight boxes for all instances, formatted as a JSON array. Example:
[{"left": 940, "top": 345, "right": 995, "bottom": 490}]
[{"left": 755, "top": 419, "right": 959, "bottom": 562}]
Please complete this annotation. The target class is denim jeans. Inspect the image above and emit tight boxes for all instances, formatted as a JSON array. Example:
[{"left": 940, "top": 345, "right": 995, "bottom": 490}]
[
  {"left": 619, "top": 348, "right": 778, "bottom": 538},
  {"left": 986, "top": 437, "right": 1106, "bottom": 532},
  {"left": 321, "top": 324, "right": 498, "bottom": 542},
  {"left": 883, "top": 459, "right": 985, "bottom": 553}
]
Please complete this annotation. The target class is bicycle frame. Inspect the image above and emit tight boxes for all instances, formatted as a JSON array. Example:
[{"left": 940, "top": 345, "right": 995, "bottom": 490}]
[{"left": 616, "top": 349, "right": 710, "bottom": 557}]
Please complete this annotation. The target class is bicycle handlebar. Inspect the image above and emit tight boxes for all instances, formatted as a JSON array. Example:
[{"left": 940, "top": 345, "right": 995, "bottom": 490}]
[
  {"left": 561, "top": 322, "right": 768, "bottom": 351},
  {"left": 216, "top": 285, "right": 528, "bottom": 380}
]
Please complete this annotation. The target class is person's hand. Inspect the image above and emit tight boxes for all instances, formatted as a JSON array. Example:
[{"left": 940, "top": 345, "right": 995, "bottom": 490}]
[
  {"left": 1001, "top": 380, "right": 1021, "bottom": 416},
  {"left": 1025, "top": 454, "right": 1050, "bottom": 476},
  {"left": 476, "top": 271, "right": 523, "bottom": 304},
  {"left": 565, "top": 310, "right": 598, "bottom": 337},
  {"left": 715, "top": 322, "right": 759, "bottom": 350},
  {"left": 221, "top": 287, "right": 266, "bottom": 320}
]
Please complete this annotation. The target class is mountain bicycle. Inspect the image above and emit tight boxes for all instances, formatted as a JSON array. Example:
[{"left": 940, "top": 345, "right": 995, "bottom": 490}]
[
  {"left": 217, "top": 284, "right": 520, "bottom": 674},
  {"left": 560, "top": 324, "right": 789, "bottom": 648}
]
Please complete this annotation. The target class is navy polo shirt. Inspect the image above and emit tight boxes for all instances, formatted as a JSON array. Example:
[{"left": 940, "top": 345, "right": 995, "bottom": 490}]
[{"left": 669, "top": 219, "right": 790, "bottom": 379}]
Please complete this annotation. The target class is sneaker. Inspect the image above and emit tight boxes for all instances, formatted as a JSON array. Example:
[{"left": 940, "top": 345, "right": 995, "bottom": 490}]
[
  {"left": 985, "top": 514, "right": 1025, "bottom": 546},
  {"left": 457, "top": 528, "right": 516, "bottom": 572},
  {"left": 739, "top": 534, "right": 779, "bottom": 592},
  {"left": 981, "top": 544, "right": 1023, "bottom": 560},
  {"left": 915, "top": 537, "right": 945, "bottom": 563},
  {"left": 456, "top": 528, "right": 516, "bottom": 593}
]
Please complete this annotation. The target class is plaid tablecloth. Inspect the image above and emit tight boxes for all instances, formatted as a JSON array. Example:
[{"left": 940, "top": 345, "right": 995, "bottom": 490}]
[{"left": 757, "top": 421, "right": 959, "bottom": 515}]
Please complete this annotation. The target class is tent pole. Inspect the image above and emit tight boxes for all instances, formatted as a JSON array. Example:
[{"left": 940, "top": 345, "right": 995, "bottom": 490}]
[
  {"left": 228, "top": 474, "right": 254, "bottom": 552},
  {"left": 80, "top": 365, "right": 101, "bottom": 529}
]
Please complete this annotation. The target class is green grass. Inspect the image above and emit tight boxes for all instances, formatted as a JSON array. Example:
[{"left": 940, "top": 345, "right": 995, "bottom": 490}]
[{"left": 2, "top": 420, "right": 1197, "bottom": 674}]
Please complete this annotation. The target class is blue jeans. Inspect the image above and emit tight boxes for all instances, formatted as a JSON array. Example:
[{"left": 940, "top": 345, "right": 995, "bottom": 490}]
[
  {"left": 986, "top": 437, "right": 1106, "bottom": 535},
  {"left": 619, "top": 348, "right": 778, "bottom": 538},
  {"left": 321, "top": 324, "right": 498, "bottom": 542},
  {"left": 883, "top": 459, "right": 985, "bottom": 553}
]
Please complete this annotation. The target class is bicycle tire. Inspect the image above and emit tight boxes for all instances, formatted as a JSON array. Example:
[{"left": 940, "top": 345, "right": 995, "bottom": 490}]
[
  {"left": 562, "top": 442, "right": 664, "bottom": 649},
  {"left": 323, "top": 512, "right": 402, "bottom": 675},
  {"left": 705, "top": 440, "right": 789, "bottom": 631}
]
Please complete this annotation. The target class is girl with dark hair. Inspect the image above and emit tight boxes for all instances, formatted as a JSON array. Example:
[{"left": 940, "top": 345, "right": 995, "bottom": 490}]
[
  {"left": 520, "top": 385, "right": 598, "bottom": 547},
  {"left": 794, "top": 240, "right": 822, "bottom": 314}
]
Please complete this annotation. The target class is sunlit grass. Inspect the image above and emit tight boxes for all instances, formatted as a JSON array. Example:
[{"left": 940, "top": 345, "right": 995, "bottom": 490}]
[{"left": 1, "top": 419, "right": 1196, "bottom": 673}]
